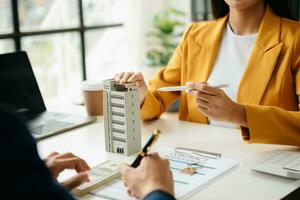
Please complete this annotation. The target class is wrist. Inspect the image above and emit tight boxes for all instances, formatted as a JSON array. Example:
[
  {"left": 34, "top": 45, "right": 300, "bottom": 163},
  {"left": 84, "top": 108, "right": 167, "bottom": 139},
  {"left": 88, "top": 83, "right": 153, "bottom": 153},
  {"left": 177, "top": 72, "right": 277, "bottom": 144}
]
[
  {"left": 141, "top": 183, "right": 174, "bottom": 199},
  {"left": 139, "top": 88, "right": 148, "bottom": 105},
  {"left": 233, "top": 104, "right": 248, "bottom": 127}
]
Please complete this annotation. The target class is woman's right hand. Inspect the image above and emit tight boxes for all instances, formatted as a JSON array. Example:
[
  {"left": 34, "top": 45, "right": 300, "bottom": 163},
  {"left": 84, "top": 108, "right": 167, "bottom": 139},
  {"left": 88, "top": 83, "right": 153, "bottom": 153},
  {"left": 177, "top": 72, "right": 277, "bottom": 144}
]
[{"left": 114, "top": 72, "right": 148, "bottom": 105}]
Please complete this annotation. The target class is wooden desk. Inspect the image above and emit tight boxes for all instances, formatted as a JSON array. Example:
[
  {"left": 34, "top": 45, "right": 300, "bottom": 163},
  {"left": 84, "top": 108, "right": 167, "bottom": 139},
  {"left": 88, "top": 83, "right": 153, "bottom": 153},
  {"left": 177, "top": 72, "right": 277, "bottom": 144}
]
[{"left": 38, "top": 104, "right": 300, "bottom": 200}]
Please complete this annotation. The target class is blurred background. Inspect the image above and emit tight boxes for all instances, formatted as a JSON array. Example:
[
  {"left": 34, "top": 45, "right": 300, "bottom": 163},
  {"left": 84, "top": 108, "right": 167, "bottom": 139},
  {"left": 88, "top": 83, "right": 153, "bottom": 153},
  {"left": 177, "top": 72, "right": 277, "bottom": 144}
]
[{"left": 0, "top": 0, "right": 299, "bottom": 103}]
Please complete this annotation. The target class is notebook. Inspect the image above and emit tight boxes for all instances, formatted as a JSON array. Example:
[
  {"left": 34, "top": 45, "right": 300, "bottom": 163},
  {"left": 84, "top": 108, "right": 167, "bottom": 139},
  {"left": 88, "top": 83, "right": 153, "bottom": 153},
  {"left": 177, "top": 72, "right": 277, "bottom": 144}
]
[{"left": 86, "top": 147, "right": 239, "bottom": 200}]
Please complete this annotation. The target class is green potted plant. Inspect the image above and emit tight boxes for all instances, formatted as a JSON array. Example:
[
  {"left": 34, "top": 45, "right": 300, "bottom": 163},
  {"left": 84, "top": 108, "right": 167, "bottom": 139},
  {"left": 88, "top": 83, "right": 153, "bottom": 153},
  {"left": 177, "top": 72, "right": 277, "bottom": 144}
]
[
  {"left": 146, "top": 8, "right": 186, "bottom": 112},
  {"left": 146, "top": 8, "right": 186, "bottom": 67}
]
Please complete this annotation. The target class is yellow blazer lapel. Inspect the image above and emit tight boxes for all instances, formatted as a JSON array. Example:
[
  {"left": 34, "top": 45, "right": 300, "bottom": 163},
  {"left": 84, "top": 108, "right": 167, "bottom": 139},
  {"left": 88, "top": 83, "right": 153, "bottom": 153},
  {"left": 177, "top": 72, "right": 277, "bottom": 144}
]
[
  {"left": 186, "top": 17, "right": 227, "bottom": 122},
  {"left": 237, "top": 8, "right": 283, "bottom": 104},
  {"left": 190, "top": 16, "right": 228, "bottom": 82}
]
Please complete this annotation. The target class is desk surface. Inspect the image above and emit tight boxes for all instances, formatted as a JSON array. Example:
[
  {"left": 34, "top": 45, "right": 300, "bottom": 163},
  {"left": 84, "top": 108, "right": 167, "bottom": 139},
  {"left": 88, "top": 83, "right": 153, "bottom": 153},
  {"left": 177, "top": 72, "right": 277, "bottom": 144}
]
[{"left": 38, "top": 104, "right": 300, "bottom": 200}]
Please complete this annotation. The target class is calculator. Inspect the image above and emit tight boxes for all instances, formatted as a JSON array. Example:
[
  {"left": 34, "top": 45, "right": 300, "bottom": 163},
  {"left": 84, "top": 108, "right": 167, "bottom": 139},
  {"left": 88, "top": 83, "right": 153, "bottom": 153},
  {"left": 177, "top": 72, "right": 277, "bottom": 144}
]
[
  {"left": 72, "top": 160, "right": 121, "bottom": 197},
  {"left": 252, "top": 150, "right": 300, "bottom": 179}
]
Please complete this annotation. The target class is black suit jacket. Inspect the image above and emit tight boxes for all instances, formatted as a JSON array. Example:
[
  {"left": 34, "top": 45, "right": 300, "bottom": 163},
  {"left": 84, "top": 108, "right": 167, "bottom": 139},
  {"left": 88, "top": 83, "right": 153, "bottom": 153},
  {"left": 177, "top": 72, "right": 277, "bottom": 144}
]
[
  {"left": 0, "top": 111, "right": 175, "bottom": 200},
  {"left": 0, "top": 111, "right": 75, "bottom": 200}
]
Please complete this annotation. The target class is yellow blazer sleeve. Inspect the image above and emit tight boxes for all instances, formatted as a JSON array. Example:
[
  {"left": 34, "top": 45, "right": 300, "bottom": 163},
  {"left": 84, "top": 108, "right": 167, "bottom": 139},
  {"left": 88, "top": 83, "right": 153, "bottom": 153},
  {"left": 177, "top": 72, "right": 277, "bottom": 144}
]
[
  {"left": 295, "top": 28, "right": 300, "bottom": 97},
  {"left": 141, "top": 24, "right": 193, "bottom": 120},
  {"left": 242, "top": 105, "right": 300, "bottom": 146},
  {"left": 241, "top": 30, "right": 300, "bottom": 146}
]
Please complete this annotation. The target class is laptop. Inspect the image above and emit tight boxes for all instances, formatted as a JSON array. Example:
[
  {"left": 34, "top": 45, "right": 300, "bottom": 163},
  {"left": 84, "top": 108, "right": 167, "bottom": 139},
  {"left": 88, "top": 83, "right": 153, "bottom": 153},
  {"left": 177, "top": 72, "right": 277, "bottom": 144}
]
[{"left": 0, "top": 51, "right": 96, "bottom": 140}]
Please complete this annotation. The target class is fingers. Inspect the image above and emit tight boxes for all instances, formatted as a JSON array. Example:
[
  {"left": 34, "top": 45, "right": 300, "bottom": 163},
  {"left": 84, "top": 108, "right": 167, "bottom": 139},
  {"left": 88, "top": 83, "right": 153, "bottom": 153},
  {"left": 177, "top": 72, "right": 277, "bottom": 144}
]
[
  {"left": 119, "top": 163, "right": 134, "bottom": 177},
  {"left": 140, "top": 153, "right": 169, "bottom": 171},
  {"left": 115, "top": 72, "right": 144, "bottom": 84},
  {"left": 119, "top": 153, "right": 173, "bottom": 199},
  {"left": 114, "top": 72, "right": 125, "bottom": 82},
  {"left": 139, "top": 154, "right": 157, "bottom": 168},
  {"left": 186, "top": 82, "right": 204, "bottom": 89},
  {"left": 196, "top": 98, "right": 210, "bottom": 109},
  {"left": 197, "top": 104, "right": 208, "bottom": 111},
  {"left": 186, "top": 82, "right": 218, "bottom": 96},
  {"left": 46, "top": 151, "right": 59, "bottom": 160},
  {"left": 61, "top": 172, "right": 89, "bottom": 191},
  {"left": 127, "top": 189, "right": 133, "bottom": 197},
  {"left": 149, "top": 152, "right": 160, "bottom": 157},
  {"left": 55, "top": 157, "right": 90, "bottom": 173},
  {"left": 127, "top": 72, "right": 144, "bottom": 83},
  {"left": 195, "top": 95, "right": 213, "bottom": 114},
  {"left": 196, "top": 105, "right": 211, "bottom": 118},
  {"left": 46, "top": 152, "right": 91, "bottom": 182},
  {"left": 119, "top": 163, "right": 129, "bottom": 174},
  {"left": 120, "top": 72, "right": 134, "bottom": 84},
  {"left": 127, "top": 189, "right": 138, "bottom": 198},
  {"left": 54, "top": 152, "right": 90, "bottom": 171},
  {"left": 119, "top": 163, "right": 136, "bottom": 191},
  {"left": 48, "top": 151, "right": 59, "bottom": 157},
  {"left": 127, "top": 74, "right": 138, "bottom": 82},
  {"left": 146, "top": 152, "right": 160, "bottom": 160},
  {"left": 189, "top": 90, "right": 216, "bottom": 103},
  {"left": 44, "top": 151, "right": 59, "bottom": 162},
  {"left": 119, "top": 163, "right": 136, "bottom": 183}
]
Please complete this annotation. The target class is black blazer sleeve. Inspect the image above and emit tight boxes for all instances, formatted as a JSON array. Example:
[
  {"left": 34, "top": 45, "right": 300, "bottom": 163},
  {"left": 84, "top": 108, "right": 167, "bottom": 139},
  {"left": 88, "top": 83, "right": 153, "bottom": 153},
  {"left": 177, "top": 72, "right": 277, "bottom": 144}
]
[
  {"left": 0, "top": 111, "right": 75, "bottom": 200},
  {"left": 144, "top": 190, "right": 176, "bottom": 200}
]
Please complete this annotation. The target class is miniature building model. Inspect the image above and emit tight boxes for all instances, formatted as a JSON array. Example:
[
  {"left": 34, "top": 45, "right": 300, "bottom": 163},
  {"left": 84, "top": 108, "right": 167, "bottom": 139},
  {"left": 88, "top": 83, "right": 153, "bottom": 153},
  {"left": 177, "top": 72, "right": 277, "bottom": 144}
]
[{"left": 103, "top": 79, "right": 141, "bottom": 156}]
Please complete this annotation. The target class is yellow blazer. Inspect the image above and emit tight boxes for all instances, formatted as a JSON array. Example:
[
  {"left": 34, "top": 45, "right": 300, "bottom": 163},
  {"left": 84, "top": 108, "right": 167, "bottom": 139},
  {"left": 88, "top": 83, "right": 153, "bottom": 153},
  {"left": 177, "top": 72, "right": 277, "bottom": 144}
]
[{"left": 141, "top": 8, "right": 300, "bottom": 146}]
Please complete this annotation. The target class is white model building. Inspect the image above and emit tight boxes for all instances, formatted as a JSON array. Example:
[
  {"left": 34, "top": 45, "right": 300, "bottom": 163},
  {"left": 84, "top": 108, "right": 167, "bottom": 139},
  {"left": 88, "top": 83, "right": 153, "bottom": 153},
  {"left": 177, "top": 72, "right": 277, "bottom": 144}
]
[{"left": 103, "top": 79, "right": 141, "bottom": 156}]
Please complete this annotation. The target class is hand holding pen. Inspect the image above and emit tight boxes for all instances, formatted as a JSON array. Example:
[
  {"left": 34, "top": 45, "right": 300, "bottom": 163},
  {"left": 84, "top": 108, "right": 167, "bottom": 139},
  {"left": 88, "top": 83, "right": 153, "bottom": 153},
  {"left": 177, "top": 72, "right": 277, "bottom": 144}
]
[
  {"left": 131, "top": 129, "right": 161, "bottom": 168},
  {"left": 184, "top": 82, "right": 247, "bottom": 127},
  {"left": 119, "top": 129, "right": 174, "bottom": 198},
  {"left": 120, "top": 152, "right": 174, "bottom": 199}
]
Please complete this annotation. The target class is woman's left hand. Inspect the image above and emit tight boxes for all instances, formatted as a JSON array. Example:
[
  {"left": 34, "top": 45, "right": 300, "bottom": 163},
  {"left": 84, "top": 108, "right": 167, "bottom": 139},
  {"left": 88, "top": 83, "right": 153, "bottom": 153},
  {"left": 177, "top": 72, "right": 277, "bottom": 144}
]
[{"left": 186, "top": 82, "right": 248, "bottom": 127}]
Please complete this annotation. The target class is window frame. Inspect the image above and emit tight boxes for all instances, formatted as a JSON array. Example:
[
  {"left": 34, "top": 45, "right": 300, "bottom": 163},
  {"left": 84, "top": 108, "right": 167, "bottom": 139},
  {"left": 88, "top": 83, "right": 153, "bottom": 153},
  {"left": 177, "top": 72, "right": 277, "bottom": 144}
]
[{"left": 0, "top": 0, "right": 123, "bottom": 80}]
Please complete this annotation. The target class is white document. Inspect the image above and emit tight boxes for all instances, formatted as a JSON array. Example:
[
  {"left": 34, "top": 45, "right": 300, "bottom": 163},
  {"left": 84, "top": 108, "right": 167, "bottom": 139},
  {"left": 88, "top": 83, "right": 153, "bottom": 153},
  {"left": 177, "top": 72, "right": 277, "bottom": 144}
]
[{"left": 89, "top": 147, "right": 238, "bottom": 200}]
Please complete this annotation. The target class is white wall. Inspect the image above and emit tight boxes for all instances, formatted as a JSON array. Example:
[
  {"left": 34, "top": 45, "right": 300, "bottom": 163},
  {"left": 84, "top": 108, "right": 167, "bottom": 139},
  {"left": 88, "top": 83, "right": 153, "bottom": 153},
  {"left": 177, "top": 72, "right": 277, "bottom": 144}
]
[
  {"left": 125, "top": 0, "right": 170, "bottom": 68},
  {"left": 168, "top": 0, "right": 192, "bottom": 21},
  {"left": 125, "top": 0, "right": 191, "bottom": 78},
  {"left": 86, "top": 0, "right": 192, "bottom": 80}
]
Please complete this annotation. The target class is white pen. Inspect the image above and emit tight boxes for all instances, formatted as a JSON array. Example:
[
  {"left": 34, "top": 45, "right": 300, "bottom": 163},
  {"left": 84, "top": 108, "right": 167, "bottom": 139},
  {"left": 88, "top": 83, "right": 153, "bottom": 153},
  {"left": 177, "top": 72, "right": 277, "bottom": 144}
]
[{"left": 157, "top": 83, "right": 229, "bottom": 92}]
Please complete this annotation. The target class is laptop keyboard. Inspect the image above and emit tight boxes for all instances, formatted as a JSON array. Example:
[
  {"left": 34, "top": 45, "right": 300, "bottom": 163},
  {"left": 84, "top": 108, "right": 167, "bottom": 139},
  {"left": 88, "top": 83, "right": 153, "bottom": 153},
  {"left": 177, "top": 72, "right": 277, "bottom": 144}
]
[{"left": 31, "top": 120, "right": 75, "bottom": 135}]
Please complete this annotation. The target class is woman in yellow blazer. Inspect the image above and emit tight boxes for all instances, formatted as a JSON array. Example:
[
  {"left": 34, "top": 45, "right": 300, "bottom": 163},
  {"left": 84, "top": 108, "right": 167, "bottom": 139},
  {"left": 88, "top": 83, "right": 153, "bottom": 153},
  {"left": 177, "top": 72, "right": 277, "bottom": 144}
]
[{"left": 116, "top": 0, "right": 300, "bottom": 146}]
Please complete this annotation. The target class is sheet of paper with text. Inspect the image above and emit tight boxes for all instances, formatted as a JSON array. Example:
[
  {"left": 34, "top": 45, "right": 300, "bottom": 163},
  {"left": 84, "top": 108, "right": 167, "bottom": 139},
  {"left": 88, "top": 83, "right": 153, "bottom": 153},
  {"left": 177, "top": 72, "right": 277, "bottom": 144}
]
[{"left": 88, "top": 147, "right": 238, "bottom": 200}]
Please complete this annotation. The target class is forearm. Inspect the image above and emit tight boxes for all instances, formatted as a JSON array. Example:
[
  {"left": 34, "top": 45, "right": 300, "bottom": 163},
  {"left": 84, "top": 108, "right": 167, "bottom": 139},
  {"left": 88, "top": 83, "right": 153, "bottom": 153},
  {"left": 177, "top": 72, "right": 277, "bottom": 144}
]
[
  {"left": 140, "top": 90, "right": 179, "bottom": 120},
  {"left": 140, "top": 91, "right": 165, "bottom": 120}
]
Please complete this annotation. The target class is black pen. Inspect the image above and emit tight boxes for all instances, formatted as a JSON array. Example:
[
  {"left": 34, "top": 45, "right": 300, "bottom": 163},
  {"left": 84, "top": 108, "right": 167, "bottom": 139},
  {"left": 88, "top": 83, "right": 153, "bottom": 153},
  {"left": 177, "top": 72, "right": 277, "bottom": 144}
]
[{"left": 131, "top": 129, "right": 161, "bottom": 168}]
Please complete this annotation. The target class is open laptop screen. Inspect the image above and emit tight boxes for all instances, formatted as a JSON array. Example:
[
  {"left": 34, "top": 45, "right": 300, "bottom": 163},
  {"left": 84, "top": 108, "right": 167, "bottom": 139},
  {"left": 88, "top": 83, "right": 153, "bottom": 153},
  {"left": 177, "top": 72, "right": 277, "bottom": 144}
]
[{"left": 0, "top": 51, "right": 46, "bottom": 119}]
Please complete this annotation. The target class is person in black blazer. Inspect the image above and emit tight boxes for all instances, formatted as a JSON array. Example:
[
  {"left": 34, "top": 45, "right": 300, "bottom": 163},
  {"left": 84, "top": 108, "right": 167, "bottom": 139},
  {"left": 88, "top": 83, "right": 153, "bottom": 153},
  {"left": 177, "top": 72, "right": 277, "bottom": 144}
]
[
  {"left": 0, "top": 110, "right": 90, "bottom": 199},
  {"left": 0, "top": 110, "right": 175, "bottom": 200}
]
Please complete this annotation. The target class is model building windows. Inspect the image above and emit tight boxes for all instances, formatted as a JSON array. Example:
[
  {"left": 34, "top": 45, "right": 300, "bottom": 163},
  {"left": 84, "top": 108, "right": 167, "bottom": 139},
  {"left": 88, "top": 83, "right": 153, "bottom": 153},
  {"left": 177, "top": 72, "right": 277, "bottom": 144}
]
[
  {"left": 117, "top": 147, "right": 124, "bottom": 154},
  {"left": 103, "top": 79, "right": 141, "bottom": 156}
]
